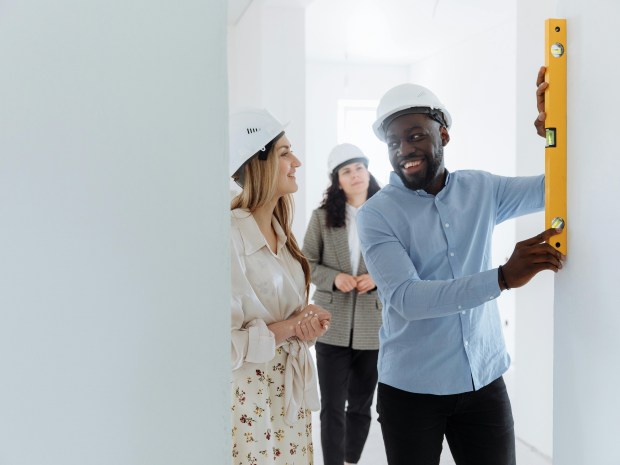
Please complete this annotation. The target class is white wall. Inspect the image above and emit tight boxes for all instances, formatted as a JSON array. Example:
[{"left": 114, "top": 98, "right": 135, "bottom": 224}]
[
  {"left": 0, "top": 1, "right": 230, "bottom": 464},
  {"left": 553, "top": 1, "right": 620, "bottom": 463},
  {"left": 514, "top": 0, "right": 556, "bottom": 458},
  {"left": 516, "top": 2, "right": 620, "bottom": 461}
]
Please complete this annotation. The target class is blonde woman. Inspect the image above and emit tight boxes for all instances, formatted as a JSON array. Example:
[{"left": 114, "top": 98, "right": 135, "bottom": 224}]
[{"left": 230, "top": 108, "right": 331, "bottom": 464}]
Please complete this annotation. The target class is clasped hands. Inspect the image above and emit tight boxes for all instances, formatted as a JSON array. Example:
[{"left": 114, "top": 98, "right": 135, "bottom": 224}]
[
  {"left": 335, "top": 273, "right": 375, "bottom": 294},
  {"left": 288, "top": 304, "right": 331, "bottom": 341}
]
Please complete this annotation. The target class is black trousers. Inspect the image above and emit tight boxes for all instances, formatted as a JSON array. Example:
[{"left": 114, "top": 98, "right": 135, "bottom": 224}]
[
  {"left": 377, "top": 377, "right": 516, "bottom": 465},
  {"left": 315, "top": 341, "right": 379, "bottom": 465}
]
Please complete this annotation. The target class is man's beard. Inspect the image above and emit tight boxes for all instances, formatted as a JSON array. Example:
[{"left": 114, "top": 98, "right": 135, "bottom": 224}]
[{"left": 395, "top": 147, "right": 444, "bottom": 192}]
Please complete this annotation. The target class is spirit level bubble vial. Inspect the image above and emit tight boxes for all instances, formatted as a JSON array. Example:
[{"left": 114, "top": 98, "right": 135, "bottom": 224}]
[{"left": 545, "top": 18, "right": 567, "bottom": 255}]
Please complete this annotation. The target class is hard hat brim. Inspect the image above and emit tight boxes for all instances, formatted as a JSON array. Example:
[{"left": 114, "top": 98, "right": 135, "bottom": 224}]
[{"left": 373, "top": 105, "right": 452, "bottom": 142}]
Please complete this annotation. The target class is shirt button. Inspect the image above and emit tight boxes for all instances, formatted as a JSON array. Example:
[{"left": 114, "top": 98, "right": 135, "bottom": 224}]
[
  {"left": 458, "top": 305, "right": 462, "bottom": 309},
  {"left": 450, "top": 252, "right": 455, "bottom": 257},
  {"left": 464, "top": 341, "right": 469, "bottom": 347},
  {"left": 445, "top": 223, "right": 450, "bottom": 227},
  {"left": 461, "top": 311, "right": 466, "bottom": 315}
]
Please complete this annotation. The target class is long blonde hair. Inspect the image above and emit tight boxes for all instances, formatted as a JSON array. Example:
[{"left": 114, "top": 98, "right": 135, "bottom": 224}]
[{"left": 231, "top": 137, "right": 311, "bottom": 300}]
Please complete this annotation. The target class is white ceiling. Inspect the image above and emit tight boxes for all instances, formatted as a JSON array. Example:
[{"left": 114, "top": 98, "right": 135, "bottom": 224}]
[
  {"left": 306, "top": 0, "right": 515, "bottom": 64},
  {"left": 228, "top": 0, "right": 515, "bottom": 65}
]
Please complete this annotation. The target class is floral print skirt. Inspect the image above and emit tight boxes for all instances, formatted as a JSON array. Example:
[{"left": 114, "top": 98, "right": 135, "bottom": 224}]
[{"left": 232, "top": 347, "right": 313, "bottom": 465}]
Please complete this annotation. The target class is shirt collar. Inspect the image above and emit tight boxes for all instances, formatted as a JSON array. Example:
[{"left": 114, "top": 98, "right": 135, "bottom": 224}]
[{"left": 232, "top": 208, "right": 287, "bottom": 255}]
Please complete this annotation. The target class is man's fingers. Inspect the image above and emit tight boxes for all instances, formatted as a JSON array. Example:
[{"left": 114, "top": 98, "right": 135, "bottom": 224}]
[
  {"left": 517, "top": 227, "right": 563, "bottom": 248},
  {"left": 536, "top": 82, "right": 549, "bottom": 96},
  {"left": 526, "top": 251, "right": 564, "bottom": 269},
  {"left": 536, "top": 83, "right": 548, "bottom": 112},
  {"left": 516, "top": 241, "right": 565, "bottom": 264},
  {"left": 536, "top": 66, "right": 548, "bottom": 114},
  {"left": 536, "top": 66, "right": 547, "bottom": 86},
  {"left": 542, "top": 226, "right": 564, "bottom": 241},
  {"left": 516, "top": 229, "right": 551, "bottom": 247}
]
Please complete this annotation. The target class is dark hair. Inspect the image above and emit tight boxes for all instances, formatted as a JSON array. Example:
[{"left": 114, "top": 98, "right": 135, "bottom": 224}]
[{"left": 319, "top": 171, "right": 381, "bottom": 228}]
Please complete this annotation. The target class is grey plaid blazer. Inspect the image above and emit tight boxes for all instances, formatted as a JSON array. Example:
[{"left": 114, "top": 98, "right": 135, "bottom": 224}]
[{"left": 302, "top": 208, "right": 382, "bottom": 350}]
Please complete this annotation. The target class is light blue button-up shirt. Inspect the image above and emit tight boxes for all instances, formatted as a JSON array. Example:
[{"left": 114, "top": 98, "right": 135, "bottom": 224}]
[{"left": 356, "top": 170, "right": 545, "bottom": 394}]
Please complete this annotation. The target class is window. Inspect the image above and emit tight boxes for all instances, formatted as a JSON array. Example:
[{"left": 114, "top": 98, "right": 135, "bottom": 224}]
[{"left": 337, "top": 99, "right": 392, "bottom": 185}]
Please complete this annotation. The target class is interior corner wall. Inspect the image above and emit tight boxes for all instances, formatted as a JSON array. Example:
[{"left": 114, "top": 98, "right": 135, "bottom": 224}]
[
  {"left": 408, "top": 18, "right": 519, "bottom": 371},
  {"left": 551, "top": 1, "right": 620, "bottom": 464},
  {"left": 0, "top": 1, "right": 229, "bottom": 464},
  {"left": 514, "top": 0, "right": 556, "bottom": 458},
  {"left": 229, "top": 3, "right": 308, "bottom": 239}
]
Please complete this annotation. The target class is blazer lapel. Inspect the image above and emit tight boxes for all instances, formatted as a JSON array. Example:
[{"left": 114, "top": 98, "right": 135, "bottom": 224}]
[{"left": 331, "top": 226, "right": 352, "bottom": 275}]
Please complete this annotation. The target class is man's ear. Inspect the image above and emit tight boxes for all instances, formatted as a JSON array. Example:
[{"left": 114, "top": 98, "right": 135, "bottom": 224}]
[{"left": 440, "top": 126, "right": 450, "bottom": 146}]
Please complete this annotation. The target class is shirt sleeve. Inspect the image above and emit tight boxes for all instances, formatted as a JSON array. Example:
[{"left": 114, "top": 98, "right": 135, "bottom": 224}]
[
  {"left": 357, "top": 206, "right": 500, "bottom": 321},
  {"left": 230, "top": 232, "right": 276, "bottom": 371},
  {"left": 302, "top": 209, "right": 340, "bottom": 291},
  {"left": 495, "top": 174, "right": 545, "bottom": 224}
]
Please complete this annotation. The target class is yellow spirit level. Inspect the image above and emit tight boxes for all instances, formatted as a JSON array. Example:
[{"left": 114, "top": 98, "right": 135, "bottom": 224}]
[{"left": 545, "top": 18, "right": 567, "bottom": 255}]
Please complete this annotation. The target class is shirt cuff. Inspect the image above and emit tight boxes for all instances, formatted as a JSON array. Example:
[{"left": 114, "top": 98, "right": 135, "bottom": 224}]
[
  {"left": 244, "top": 319, "right": 276, "bottom": 364},
  {"left": 481, "top": 268, "right": 502, "bottom": 300}
]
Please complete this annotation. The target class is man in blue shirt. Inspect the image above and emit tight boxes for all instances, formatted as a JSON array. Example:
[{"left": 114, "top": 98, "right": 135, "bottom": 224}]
[{"left": 356, "top": 68, "right": 564, "bottom": 465}]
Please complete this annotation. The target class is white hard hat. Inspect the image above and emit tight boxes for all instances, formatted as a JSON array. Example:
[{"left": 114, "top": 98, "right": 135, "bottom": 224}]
[
  {"left": 372, "top": 83, "right": 452, "bottom": 142},
  {"left": 229, "top": 108, "right": 287, "bottom": 182},
  {"left": 327, "top": 143, "right": 369, "bottom": 174}
]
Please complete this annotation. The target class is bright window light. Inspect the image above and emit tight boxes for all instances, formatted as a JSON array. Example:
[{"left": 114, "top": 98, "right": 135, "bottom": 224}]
[{"left": 337, "top": 99, "right": 392, "bottom": 186}]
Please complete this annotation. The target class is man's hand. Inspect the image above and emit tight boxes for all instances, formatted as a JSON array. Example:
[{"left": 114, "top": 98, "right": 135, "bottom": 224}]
[
  {"left": 501, "top": 227, "right": 565, "bottom": 290},
  {"left": 535, "top": 65, "right": 548, "bottom": 138}
]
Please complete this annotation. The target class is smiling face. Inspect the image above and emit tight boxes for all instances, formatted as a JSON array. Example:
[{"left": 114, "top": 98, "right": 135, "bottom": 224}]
[
  {"left": 273, "top": 135, "right": 302, "bottom": 198},
  {"left": 385, "top": 112, "right": 450, "bottom": 195},
  {"left": 337, "top": 161, "right": 370, "bottom": 199}
]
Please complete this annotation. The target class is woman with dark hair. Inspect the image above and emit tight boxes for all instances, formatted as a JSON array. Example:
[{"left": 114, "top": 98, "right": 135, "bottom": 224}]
[
  {"left": 230, "top": 108, "right": 331, "bottom": 464},
  {"left": 302, "top": 143, "right": 382, "bottom": 465}
]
